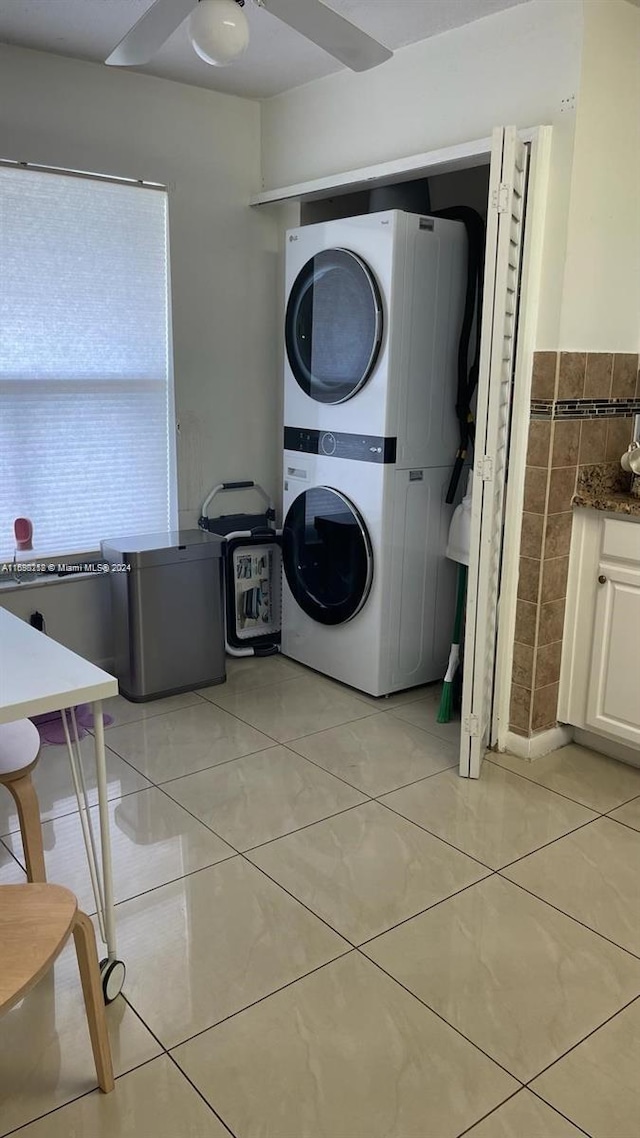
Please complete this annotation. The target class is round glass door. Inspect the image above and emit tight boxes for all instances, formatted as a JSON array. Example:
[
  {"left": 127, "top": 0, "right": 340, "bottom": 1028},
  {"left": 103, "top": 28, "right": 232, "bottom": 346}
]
[
  {"left": 285, "top": 248, "right": 383, "bottom": 404},
  {"left": 283, "top": 486, "right": 373, "bottom": 625}
]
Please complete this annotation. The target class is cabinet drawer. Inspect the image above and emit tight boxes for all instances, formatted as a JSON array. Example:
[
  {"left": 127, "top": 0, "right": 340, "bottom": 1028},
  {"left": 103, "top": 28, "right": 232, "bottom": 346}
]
[{"left": 601, "top": 517, "right": 640, "bottom": 562}]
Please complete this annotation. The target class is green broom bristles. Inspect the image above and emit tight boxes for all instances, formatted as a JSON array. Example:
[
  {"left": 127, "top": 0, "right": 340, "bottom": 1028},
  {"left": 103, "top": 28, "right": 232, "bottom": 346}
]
[{"left": 437, "top": 677, "right": 454, "bottom": 723}]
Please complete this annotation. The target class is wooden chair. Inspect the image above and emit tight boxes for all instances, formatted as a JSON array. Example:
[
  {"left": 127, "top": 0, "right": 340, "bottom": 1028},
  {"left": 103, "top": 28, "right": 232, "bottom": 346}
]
[
  {"left": 0, "top": 719, "right": 46, "bottom": 882},
  {"left": 0, "top": 883, "right": 114, "bottom": 1093}
]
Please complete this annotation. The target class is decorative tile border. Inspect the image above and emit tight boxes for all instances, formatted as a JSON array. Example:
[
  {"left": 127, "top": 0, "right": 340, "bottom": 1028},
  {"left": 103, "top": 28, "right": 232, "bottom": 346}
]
[
  {"left": 530, "top": 401, "right": 555, "bottom": 419},
  {"left": 531, "top": 398, "right": 640, "bottom": 421}
]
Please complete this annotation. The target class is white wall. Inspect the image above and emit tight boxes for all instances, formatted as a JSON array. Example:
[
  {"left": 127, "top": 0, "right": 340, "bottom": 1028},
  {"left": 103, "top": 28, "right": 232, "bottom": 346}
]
[
  {"left": 0, "top": 579, "right": 112, "bottom": 670},
  {"left": 260, "top": 1, "right": 581, "bottom": 187},
  {"left": 0, "top": 45, "right": 279, "bottom": 661},
  {"left": 260, "top": 0, "right": 583, "bottom": 348},
  {"left": 558, "top": 0, "right": 640, "bottom": 351},
  {"left": 0, "top": 44, "right": 279, "bottom": 529}
]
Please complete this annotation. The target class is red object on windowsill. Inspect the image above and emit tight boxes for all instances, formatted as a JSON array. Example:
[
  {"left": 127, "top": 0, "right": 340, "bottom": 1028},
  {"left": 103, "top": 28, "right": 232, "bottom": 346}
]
[{"left": 14, "top": 518, "right": 33, "bottom": 552}]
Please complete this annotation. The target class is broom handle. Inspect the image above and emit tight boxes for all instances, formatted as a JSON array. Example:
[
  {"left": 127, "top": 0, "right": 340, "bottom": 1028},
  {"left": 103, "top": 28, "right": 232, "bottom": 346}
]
[{"left": 452, "top": 564, "right": 467, "bottom": 644}]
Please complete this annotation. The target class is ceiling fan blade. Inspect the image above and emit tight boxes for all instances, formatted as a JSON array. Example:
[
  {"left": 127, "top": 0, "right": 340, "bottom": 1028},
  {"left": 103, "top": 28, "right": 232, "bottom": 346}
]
[
  {"left": 263, "top": 0, "right": 392, "bottom": 72},
  {"left": 105, "top": 0, "right": 197, "bottom": 66}
]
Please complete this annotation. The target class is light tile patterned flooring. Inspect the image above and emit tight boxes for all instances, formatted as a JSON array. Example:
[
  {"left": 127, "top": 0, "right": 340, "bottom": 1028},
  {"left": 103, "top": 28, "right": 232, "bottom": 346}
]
[{"left": 1, "top": 656, "right": 640, "bottom": 1137}]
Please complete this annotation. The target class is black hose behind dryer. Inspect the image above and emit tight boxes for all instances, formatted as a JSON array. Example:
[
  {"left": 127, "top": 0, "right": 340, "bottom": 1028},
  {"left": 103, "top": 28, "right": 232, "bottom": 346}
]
[{"left": 430, "top": 206, "right": 486, "bottom": 503}]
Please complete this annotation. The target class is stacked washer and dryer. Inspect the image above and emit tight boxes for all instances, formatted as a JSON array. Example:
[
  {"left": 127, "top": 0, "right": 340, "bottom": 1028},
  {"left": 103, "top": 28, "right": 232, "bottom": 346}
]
[{"left": 281, "top": 210, "right": 467, "bottom": 697}]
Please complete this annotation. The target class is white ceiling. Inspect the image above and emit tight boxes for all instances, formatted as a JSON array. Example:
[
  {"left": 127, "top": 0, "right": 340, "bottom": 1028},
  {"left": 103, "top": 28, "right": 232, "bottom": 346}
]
[{"left": 0, "top": 0, "right": 532, "bottom": 100}]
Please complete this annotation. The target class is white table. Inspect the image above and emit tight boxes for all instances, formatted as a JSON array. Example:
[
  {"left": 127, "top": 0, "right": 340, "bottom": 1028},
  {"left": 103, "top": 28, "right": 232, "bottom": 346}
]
[{"left": 0, "top": 606, "right": 125, "bottom": 1001}]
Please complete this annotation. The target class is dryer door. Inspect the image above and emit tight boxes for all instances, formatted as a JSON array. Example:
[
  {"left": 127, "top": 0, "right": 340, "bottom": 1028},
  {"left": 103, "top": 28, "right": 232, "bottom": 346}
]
[
  {"left": 285, "top": 248, "right": 383, "bottom": 405},
  {"left": 283, "top": 486, "right": 373, "bottom": 625}
]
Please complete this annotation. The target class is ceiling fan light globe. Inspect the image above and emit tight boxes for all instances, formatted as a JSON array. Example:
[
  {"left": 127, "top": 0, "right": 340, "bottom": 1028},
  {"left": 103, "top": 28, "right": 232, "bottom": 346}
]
[{"left": 188, "top": 0, "right": 249, "bottom": 66}]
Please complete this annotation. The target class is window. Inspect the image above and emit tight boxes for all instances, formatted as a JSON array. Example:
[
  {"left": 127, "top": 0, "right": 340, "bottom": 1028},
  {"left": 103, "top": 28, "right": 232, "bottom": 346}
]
[{"left": 0, "top": 165, "right": 176, "bottom": 560}]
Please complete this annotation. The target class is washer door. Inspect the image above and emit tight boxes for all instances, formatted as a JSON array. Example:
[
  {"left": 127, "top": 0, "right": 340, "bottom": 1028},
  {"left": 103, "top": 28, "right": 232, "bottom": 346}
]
[
  {"left": 283, "top": 486, "right": 373, "bottom": 625},
  {"left": 285, "top": 248, "right": 383, "bottom": 405}
]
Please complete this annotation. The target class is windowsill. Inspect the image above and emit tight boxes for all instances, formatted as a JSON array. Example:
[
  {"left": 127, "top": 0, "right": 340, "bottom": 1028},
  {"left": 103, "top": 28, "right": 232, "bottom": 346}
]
[
  {"left": 0, "top": 551, "right": 106, "bottom": 594},
  {"left": 0, "top": 571, "right": 105, "bottom": 594}
]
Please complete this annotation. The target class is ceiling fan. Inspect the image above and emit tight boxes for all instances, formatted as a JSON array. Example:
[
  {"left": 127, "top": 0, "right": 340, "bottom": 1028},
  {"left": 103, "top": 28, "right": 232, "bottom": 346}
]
[{"left": 105, "top": 0, "right": 393, "bottom": 72}]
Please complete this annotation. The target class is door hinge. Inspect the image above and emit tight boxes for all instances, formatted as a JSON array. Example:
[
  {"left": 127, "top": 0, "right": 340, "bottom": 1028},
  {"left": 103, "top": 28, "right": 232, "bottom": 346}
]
[
  {"left": 492, "top": 183, "right": 510, "bottom": 213},
  {"left": 464, "top": 715, "right": 480, "bottom": 737},
  {"left": 477, "top": 456, "right": 493, "bottom": 481}
]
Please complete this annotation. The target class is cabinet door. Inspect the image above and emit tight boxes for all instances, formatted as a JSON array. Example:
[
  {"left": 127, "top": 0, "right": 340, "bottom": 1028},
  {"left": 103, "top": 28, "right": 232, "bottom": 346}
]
[{"left": 586, "top": 561, "right": 640, "bottom": 745}]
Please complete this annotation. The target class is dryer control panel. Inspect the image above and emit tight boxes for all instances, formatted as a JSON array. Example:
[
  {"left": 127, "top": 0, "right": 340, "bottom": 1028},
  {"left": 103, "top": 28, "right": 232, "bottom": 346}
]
[{"left": 284, "top": 427, "right": 397, "bottom": 464}]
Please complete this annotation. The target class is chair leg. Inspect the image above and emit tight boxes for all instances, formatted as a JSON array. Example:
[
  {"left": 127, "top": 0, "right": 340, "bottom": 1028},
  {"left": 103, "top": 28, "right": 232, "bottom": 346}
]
[
  {"left": 72, "top": 910, "right": 115, "bottom": 1094},
  {"left": 6, "top": 773, "right": 46, "bottom": 883}
]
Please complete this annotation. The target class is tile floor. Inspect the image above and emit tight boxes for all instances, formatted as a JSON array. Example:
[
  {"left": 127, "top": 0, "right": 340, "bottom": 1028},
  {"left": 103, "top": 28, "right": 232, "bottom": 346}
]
[{"left": 1, "top": 655, "right": 640, "bottom": 1137}]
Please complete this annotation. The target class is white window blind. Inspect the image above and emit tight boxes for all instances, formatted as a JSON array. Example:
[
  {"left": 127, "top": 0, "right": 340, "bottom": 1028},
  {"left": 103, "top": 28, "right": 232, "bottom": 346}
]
[{"left": 0, "top": 165, "right": 176, "bottom": 560}]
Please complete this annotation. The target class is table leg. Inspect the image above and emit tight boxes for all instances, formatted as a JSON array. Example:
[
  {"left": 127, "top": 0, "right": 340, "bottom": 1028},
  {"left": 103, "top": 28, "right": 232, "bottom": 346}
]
[
  {"left": 92, "top": 700, "right": 127, "bottom": 1003},
  {"left": 63, "top": 708, "right": 106, "bottom": 938},
  {"left": 92, "top": 701, "right": 115, "bottom": 957}
]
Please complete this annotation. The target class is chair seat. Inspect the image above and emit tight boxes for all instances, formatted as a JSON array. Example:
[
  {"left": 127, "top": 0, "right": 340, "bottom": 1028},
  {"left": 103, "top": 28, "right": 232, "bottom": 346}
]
[
  {"left": 0, "top": 884, "right": 77, "bottom": 1013},
  {"left": 0, "top": 719, "right": 40, "bottom": 780}
]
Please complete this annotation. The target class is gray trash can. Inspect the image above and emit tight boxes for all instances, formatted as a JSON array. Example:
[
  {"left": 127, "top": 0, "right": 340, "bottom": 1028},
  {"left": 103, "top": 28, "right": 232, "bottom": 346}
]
[{"left": 101, "top": 530, "right": 226, "bottom": 702}]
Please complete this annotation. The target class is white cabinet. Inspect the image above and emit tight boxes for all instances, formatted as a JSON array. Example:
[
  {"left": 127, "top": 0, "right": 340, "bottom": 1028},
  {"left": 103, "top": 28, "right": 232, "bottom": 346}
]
[
  {"left": 559, "top": 511, "right": 640, "bottom": 751},
  {"left": 586, "top": 559, "right": 640, "bottom": 744}
]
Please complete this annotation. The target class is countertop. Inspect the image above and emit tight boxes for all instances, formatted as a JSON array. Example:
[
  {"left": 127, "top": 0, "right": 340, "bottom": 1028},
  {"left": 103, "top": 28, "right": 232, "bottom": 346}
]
[{"left": 573, "top": 462, "right": 640, "bottom": 517}]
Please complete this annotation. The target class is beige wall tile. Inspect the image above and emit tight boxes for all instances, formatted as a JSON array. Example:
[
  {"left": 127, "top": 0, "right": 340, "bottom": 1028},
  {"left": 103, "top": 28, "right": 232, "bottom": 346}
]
[
  {"left": 579, "top": 420, "right": 608, "bottom": 465},
  {"left": 518, "top": 557, "right": 541, "bottom": 604},
  {"left": 527, "top": 421, "right": 552, "bottom": 467},
  {"left": 551, "top": 421, "right": 580, "bottom": 467},
  {"left": 539, "top": 599, "right": 566, "bottom": 646},
  {"left": 521, "top": 512, "right": 544, "bottom": 559},
  {"left": 606, "top": 417, "right": 634, "bottom": 463},
  {"left": 513, "top": 643, "right": 535, "bottom": 689},
  {"left": 524, "top": 466, "right": 548, "bottom": 514},
  {"left": 541, "top": 557, "right": 569, "bottom": 604},
  {"left": 515, "top": 600, "right": 537, "bottom": 647},
  {"left": 515, "top": 349, "right": 639, "bottom": 741},
  {"left": 535, "top": 642, "right": 563, "bottom": 689},
  {"left": 532, "top": 683, "right": 559, "bottom": 730},
  {"left": 510, "top": 684, "right": 532, "bottom": 733},
  {"left": 547, "top": 467, "right": 577, "bottom": 514},
  {"left": 531, "top": 352, "right": 557, "bottom": 401},
  {"left": 611, "top": 354, "right": 638, "bottom": 400},
  {"left": 544, "top": 513, "right": 573, "bottom": 559},
  {"left": 557, "top": 353, "right": 586, "bottom": 400},
  {"left": 584, "top": 353, "right": 613, "bottom": 399}
]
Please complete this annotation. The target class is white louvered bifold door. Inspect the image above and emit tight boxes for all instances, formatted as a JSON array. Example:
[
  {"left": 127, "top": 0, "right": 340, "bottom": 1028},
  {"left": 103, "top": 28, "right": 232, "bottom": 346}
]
[{"left": 459, "top": 127, "right": 529, "bottom": 779}]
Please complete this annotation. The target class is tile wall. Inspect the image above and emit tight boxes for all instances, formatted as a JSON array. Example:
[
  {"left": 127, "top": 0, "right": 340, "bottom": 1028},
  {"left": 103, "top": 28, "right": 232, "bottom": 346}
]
[{"left": 510, "top": 352, "right": 640, "bottom": 737}]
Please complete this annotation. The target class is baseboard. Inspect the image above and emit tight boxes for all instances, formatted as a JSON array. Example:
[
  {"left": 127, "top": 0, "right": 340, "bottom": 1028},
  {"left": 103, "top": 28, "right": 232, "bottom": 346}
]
[
  {"left": 502, "top": 724, "right": 573, "bottom": 760},
  {"left": 573, "top": 727, "right": 640, "bottom": 769}
]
